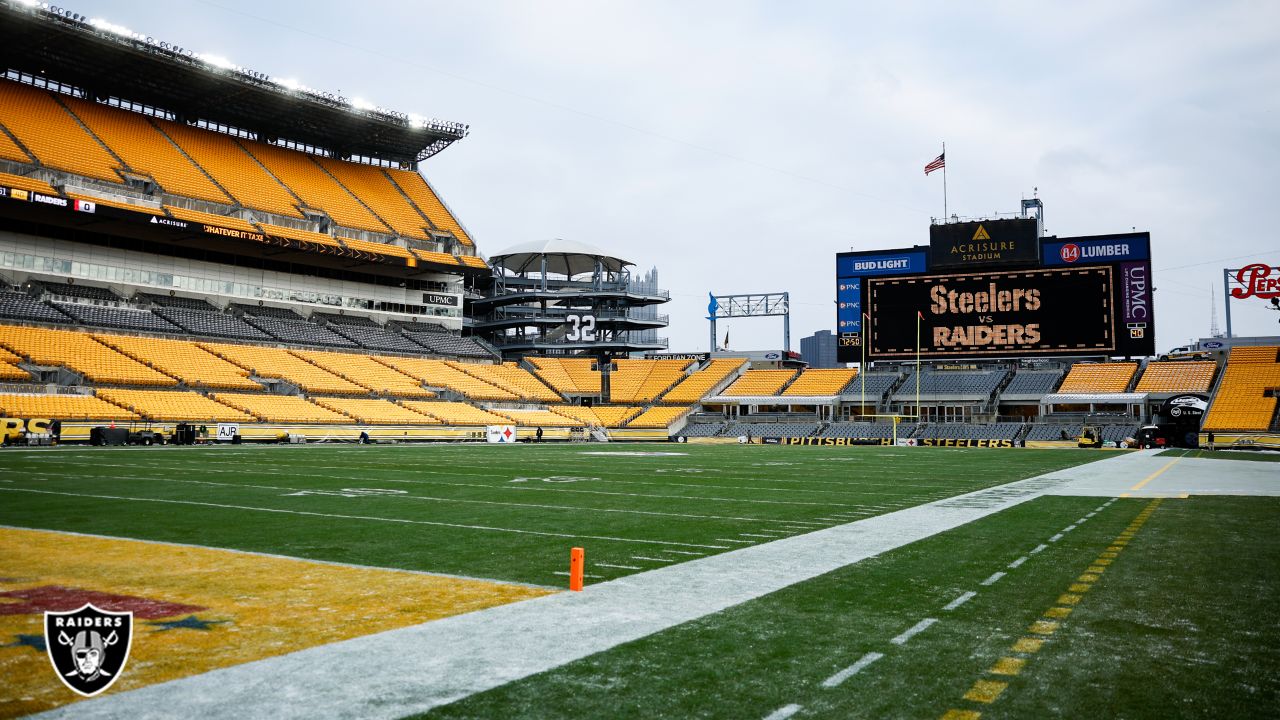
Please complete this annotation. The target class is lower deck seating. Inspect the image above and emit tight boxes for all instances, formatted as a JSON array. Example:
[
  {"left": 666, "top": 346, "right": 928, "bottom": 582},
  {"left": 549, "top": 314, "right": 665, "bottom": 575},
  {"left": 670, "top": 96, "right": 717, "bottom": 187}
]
[
  {"left": 0, "top": 325, "right": 177, "bottom": 386},
  {"left": 96, "top": 334, "right": 260, "bottom": 391},
  {"left": 914, "top": 422, "right": 1023, "bottom": 441},
  {"left": 293, "top": 350, "right": 434, "bottom": 397},
  {"left": 677, "top": 422, "right": 725, "bottom": 437},
  {"left": 497, "top": 408, "right": 571, "bottom": 426},
  {"left": 722, "top": 421, "right": 817, "bottom": 438},
  {"left": 95, "top": 389, "right": 255, "bottom": 423},
  {"left": 662, "top": 359, "right": 746, "bottom": 404},
  {"left": 399, "top": 401, "right": 512, "bottom": 426},
  {"left": 820, "top": 422, "right": 917, "bottom": 439},
  {"left": 721, "top": 370, "right": 798, "bottom": 396},
  {"left": 549, "top": 405, "right": 642, "bottom": 428},
  {"left": 1203, "top": 346, "right": 1280, "bottom": 431},
  {"left": 0, "top": 393, "right": 138, "bottom": 421},
  {"left": 311, "top": 397, "right": 438, "bottom": 425},
  {"left": 202, "top": 342, "right": 368, "bottom": 395},
  {"left": 628, "top": 405, "right": 693, "bottom": 429},
  {"left": 378, "top": 357, "right": 516, "bottom": 400},
  {"left": 209, "top": 392, "right": 349, "bottom": 424}
]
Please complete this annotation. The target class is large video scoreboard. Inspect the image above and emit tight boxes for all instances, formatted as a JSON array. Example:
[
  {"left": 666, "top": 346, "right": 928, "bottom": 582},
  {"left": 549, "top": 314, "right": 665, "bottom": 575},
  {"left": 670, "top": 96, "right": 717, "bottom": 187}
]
[{"left": 836, "top": 222, "right": 1154, "bottom": 363}]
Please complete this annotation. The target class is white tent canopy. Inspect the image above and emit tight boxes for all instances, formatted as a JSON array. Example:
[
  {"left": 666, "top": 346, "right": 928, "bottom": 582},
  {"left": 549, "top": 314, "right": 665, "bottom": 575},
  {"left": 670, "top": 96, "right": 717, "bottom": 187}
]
[{"left": 491, "top": 238, "right": 631, "bottom": 276}]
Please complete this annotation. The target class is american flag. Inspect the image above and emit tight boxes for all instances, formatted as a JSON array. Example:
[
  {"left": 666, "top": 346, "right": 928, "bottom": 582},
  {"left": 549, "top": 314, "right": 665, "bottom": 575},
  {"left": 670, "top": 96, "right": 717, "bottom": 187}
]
[{"left": 924, "top": 153, "right": 945, "bottom": 175}]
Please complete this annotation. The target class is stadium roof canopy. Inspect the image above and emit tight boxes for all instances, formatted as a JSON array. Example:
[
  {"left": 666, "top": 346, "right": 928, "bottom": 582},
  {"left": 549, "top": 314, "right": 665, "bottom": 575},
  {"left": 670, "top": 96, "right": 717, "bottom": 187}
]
[
  {"left": 0, "top": 1, "right": 467, "bottom": 165},
  {"left": 492, "top": 238, "right": 633, "bottom": 276}
]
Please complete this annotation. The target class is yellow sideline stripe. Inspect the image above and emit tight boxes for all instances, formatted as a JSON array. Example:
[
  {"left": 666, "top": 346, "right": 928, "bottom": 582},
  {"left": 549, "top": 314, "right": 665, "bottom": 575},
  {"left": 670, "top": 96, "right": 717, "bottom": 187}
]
[
  {"left": 939, "top": 499, "right": 1163, "bottom": 719},
  {"left": 1128, "top": 458, "right": 1180, "bottom": 492},
  {"left": 0, "top": 527, "right": 553, "bottom": 717}
]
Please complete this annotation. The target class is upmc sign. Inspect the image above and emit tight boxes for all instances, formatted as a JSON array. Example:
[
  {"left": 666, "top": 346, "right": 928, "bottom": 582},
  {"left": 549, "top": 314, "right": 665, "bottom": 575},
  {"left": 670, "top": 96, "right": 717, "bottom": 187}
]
[{"left": 1042, "top": 233, "right": 1150, "bottom": 266}]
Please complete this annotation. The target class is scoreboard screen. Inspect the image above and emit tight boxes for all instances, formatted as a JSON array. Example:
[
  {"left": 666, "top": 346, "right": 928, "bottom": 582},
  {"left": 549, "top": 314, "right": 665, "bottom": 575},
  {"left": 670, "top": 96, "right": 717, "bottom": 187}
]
[{"left": 867, "top": 267, "right": 1121, "bottom": 360}]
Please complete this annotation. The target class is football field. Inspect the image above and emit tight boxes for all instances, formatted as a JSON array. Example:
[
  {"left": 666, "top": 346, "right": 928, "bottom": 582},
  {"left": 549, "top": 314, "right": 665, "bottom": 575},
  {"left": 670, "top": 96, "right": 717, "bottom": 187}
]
[{"left": 1, "top": 444, "right": 1276, "bottom": 719}]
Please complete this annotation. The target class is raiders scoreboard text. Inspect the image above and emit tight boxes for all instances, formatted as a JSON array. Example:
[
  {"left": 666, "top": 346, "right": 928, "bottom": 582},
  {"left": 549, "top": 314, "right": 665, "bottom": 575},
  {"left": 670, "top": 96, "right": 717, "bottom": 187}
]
[{"left": 836, "top": 229, "right": 1154, "bottom": 363}]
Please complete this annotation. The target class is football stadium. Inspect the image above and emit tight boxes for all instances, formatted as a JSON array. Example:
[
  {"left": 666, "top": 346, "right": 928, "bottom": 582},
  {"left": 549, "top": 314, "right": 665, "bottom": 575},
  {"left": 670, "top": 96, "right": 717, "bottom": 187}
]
[{"left": 0, "top": 2, "right": 1277, "bottom": 718}]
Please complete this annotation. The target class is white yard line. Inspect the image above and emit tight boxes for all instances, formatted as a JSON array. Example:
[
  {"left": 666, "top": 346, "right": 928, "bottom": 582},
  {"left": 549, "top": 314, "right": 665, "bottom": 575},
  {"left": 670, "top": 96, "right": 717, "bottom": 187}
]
[
  {"left": 48, "top": 452, "right": 1178, "bottom": 720},
  {"left": 1029, "top": 543, "right": 1048, "bottom": 554},
  {"left": 0, "top": 488, "right": 728, "bottom": 550},
  {"left": 942, "top": 591, "right": 976, "bottom": 611},
  {"left": 1007, "top": 556, "right": 1028, "bottom": 569},
  {"left": 1048, "top": 533, "right": 1064, "bottom": 542},
  {"left": 980, "top": 571, "right": 1006, "bottom": 586},
  {"left": 890, "top": 618, "right": 938, "bottom": 645},
  {"left": 595, "top": 563, "right": 642, "bottom": 570},
  {"left": 821, "top": 651, "right": 884, "bottom": 687},
  {"left": 762, "top": 704, "right": 803, "bottom": 720}
]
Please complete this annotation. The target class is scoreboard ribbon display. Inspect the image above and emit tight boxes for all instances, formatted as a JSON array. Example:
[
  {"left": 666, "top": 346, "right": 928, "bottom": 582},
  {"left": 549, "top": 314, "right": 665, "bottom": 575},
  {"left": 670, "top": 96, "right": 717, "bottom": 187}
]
[{"left": 868, "top": 267, "right": 1117, "bottom": 359}]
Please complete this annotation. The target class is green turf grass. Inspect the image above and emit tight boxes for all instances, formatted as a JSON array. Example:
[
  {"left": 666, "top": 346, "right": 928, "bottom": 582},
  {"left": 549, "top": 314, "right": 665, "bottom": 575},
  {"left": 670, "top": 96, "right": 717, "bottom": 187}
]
[
  {"left": 1158, "top": 448, "right": 1280, "bottom": 462},
  {"left": 0, "top": 444, "right": 1103, "bottom": 586},
  {"left": 424, "top": 495, "right": 1280, "bottom": 719}
]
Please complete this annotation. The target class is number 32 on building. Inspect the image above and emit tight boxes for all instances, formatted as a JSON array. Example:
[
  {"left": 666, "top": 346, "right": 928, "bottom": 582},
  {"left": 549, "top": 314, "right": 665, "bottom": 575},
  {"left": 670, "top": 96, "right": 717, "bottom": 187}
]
[{"left": 565, "top": 313, "right": 596, "bottom": 342}]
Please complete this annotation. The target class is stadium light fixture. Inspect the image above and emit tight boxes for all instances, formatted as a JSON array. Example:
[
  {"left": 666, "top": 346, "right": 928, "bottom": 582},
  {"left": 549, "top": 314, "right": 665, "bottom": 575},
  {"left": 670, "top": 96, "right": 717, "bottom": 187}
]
[
  {"left": 196, "top": 53, "right": 236, "bottom": 71},
  {"left": 88, "top": 18, "right": 136, "bottom": 37}
]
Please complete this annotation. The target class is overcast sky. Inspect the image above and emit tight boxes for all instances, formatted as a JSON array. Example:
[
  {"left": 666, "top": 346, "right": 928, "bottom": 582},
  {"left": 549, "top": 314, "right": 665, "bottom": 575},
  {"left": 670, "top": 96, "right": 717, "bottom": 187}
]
[{"left": 79, "top": 0, "right": 1280, "bottom": 352}]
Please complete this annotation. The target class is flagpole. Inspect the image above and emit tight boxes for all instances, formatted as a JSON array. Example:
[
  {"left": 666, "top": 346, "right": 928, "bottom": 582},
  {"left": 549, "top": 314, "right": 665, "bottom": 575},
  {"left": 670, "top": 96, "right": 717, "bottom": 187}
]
[
  {"left": 915, "top": 310, "right": 922, "bottom": 420},
  {"left": 942, "top": 141, "right": 947, "bottom": 220}
]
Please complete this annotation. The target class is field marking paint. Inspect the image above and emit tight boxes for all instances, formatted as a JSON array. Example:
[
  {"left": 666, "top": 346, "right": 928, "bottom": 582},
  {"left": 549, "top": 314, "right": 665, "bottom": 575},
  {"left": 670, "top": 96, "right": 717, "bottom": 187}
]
[
  {"left": 821, "top": 651, "right": 884, "bottom": 687},
  {"left": 660, "top": 550, "right": 705, "bottom": 556},
  {"left": 1028, "top": 543, "right": 1048, "bottom": 555},
  {"left": 13, "top": 467, "right": 791, "bottom": 525},
  {"left": 1048, "top": 533, "right": 1064, "bottom": 543},
  {"left": 552, "top": 571, "right": 603, "bottom": 579},
  {"left": 629, "top": 556, "right": 672, "bottom": 563},
  {"left": 595, "top": 563, "right": 642, "bottom": 570},
  {"left": 50, "top": 453, "right": 1150, "bottom": 720},
  {"left": 943, "top": 591, "right": 976, "bottom": 611},
  {"left": 0, "top": 524, "right": 558, "bottom": 590},
  {"left": 1007, "top": 556, "right": 1028, "bottom": 569},
  {"left": 980, "top": 571, "right": 1005, "bottom": 586},
  {"left": 1129, "top": 457, "right": 1180, "bottom": 492},
  {"left": 1062, "top": 524, "right": 1077, "bottom": 532},
  {"left": 762, "top": 704, "right": 803, "bottom": 720},
  {"left": 0, "top": 488, "right": 729, "bottom": 549},
  {"left": 715, "top": 538, "right": 754, "bottom": 544},
  {"left": 939, "top": 498, "right": 1163, "bottom": 718},
  {"left": 740, "top": 533, "right": 784, "bottom": 538},
  {"left": 890, "top": 618, "right": 937, "bottom": 645}
]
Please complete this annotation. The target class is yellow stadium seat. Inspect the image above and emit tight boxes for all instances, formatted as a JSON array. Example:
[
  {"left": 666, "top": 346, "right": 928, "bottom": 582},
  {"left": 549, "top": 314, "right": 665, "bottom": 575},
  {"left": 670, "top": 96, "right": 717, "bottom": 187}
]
[
  {"left": 200, "top": 342, "right": 367, "bottom": 395},
  {"left": 627, "top": 406, "right": 693, "bottom": 429},
  {"left": 242, "top": 141, "right": 392, "bottom": 235},
  {"left": 1057, "top": 363, "right": 1138, "bottom": 393},
  {"left": 498, "top": 408, "right": 571, "bottom": 427},
  {"left": 210, "top": 392, "right": 349, "bottom": 424},
  {"left": 722, "top": 369, "right": 799, "bottom": 397},
  {"left": 1134, "top": 361, "right": 1216, "bottom": 393},
  {"left": 549, "top": 405, "right": 641, "bottom": 428},
  {"left": 450, "top": 361, "right": 562, "bottom": 402},
  {"left": 385, "top": 168, "right": 473, "bottom": 246},
  {"left": 376, "top": 357, "right": 517, "bottom": 400},
  {"left": 0, "top": 325, "right": 177, "bottom": 387},
  {"left": 783, "top": 368, "right": 858, "bottom": 396},
  {"left": 156, "top": 119, "right": 304, "bottom": 219},
  {"left": 0, "top": 171, "right": 56, "bottom": 195},
  {"left": 0, "top": 80, "right": 123, "bottom": 183},
  {"left": 311, "top": 397, "right": 438, "bottom": 424},
  {"left": 663, "top": 359, "right": 746, "bottom": 404},
  {"left": 63, "top": 97, "right": 232, "bottom": 205},
  {"left": 163, "top": 205, "right": 261, "bottom": 233},
  {"left": 95, "top": 388, "right": 255, "bottom": 423},
  {"left": 399, "top": 401, "right": 513, "bottom": 426},
  {"left": 0, "top": 393, "right": 138, "bottom": 422},
  {"left": 527, "top": 358, "right": 601, "bottom": 395},
  {"left": 95, "top": 335, "right": 260, "bottom": 391},
  {"left": 1203, "top": 346, "right": 1280, "bottom": 432},
  {"left": 292, "top": 350, "right": 433, "bottom": 397},
  {"left": 318, "top": 159, "right": 431, "bottom": 240}
]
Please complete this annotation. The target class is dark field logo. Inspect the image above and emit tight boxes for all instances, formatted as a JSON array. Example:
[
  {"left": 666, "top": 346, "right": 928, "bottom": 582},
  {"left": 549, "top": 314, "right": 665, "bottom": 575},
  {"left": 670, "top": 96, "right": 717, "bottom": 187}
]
[{"left": 45, "top": 603, "right": 133, "bottom": 697}]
